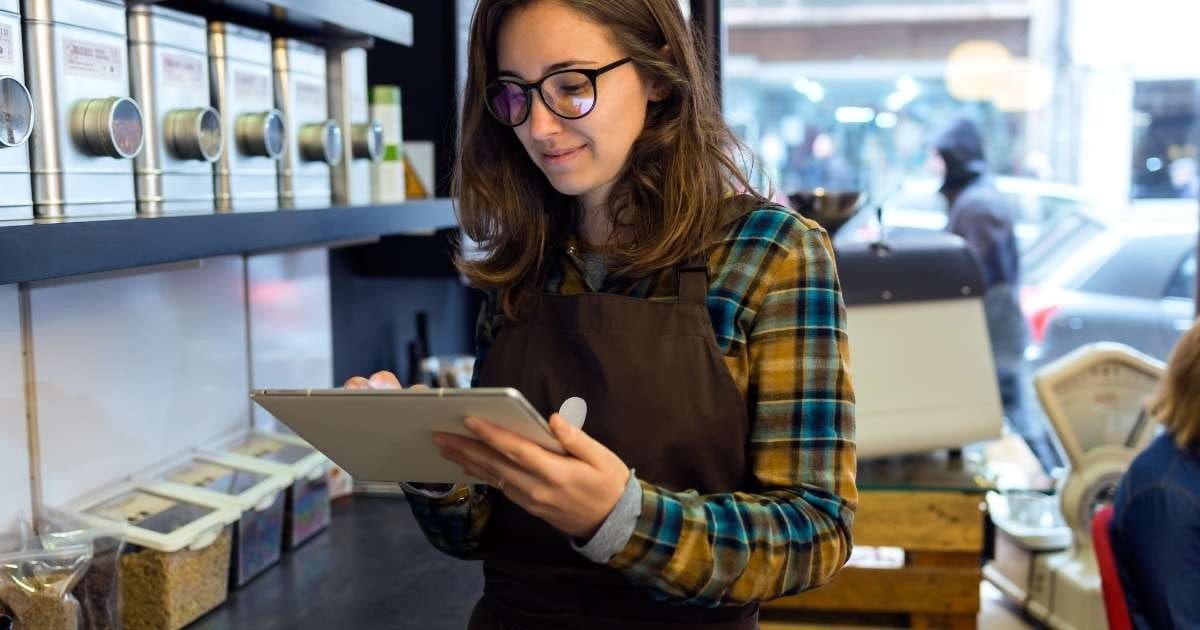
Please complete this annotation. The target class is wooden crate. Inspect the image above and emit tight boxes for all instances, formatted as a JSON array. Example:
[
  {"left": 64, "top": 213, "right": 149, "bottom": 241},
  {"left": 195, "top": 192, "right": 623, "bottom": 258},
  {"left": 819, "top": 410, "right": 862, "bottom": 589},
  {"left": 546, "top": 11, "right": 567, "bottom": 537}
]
[{"left": 763, "top": 489, "right": 987, "bottom": 629}]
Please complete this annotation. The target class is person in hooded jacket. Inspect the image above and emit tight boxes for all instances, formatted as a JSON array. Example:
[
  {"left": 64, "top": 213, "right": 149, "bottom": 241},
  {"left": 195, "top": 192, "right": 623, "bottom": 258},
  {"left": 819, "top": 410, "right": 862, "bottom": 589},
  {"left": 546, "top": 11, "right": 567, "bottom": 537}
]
[{"left": 934, "top": 117, "right": 1061, "bottom": 471}]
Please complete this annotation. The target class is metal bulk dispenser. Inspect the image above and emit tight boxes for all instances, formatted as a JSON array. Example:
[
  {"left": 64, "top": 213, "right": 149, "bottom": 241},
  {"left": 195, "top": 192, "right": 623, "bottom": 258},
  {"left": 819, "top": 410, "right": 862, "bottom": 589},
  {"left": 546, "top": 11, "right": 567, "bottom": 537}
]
[
  {"left": 328, "top": 46, "right": 382, "bottom": 206},
  {"left": 0, "top": 0, "right": 34, "bottom": 221},
  {"left": 273, "top": 37, "right": 340, "bottom": 209},
  {"left": 208, "top": 22, "right": 283, "bottom": 212},
  {"left": 24, "top": 0, "right": 144, "bottom": 217},
  {"left": 129, "top": 5, "right": 222, "bottom": 215}
]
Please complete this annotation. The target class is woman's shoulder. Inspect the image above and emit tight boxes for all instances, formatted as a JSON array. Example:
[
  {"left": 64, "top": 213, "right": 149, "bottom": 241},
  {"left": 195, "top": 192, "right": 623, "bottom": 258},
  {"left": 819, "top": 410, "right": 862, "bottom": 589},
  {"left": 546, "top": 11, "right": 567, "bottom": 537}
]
[{"left": 717, "top": 201, "right": 830, "bottom": 260}]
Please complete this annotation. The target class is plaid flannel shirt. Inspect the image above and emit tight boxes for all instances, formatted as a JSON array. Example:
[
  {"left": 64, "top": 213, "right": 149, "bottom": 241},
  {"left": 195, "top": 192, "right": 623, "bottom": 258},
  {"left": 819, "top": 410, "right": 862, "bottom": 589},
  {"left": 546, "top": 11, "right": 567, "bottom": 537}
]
[{"left": 405, "top": 205, "right": 857, "bottom": 605}]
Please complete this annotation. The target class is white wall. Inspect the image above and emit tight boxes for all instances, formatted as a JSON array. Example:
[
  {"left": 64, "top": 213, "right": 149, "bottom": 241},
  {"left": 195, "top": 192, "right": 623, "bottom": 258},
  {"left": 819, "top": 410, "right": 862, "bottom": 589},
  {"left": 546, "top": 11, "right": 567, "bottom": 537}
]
[
  {"left": 0, "top": 284, "right": 31, "bottom": 532},
  {"left": 1, "top": 247, "right": 337, "bottom": 519},
  {"left": 30, "top": 257, "right": 253, "bottom": 506},
  {"left": 247, "top": 249, "right": 333, "bottom": 432}
]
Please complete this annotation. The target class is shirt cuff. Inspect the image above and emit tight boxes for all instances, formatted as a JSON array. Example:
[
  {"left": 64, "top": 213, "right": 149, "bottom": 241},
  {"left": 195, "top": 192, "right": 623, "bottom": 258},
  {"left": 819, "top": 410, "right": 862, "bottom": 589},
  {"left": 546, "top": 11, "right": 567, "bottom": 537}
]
[
  {"left": 571, "top": 469, "right": 642, "bottom": 564},
  {"left": 399, "top": 482, "right": 462, "bottom": 499}
]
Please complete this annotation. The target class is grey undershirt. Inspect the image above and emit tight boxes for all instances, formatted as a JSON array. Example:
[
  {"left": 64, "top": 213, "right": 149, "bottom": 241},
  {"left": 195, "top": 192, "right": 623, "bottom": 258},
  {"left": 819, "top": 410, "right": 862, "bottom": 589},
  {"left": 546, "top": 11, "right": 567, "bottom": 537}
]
[{"left": 399, "top": 471, "right": 643, "bottom": 564}]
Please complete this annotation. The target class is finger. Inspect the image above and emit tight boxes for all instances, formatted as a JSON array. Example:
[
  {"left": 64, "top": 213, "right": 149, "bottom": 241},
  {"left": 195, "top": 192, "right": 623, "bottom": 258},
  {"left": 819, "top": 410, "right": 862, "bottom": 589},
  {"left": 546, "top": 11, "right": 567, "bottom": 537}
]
[
  {"left": 344, "top": 376, "right": 370, "bottom": 390},
  {"left": 444, "top": 441, "right": 540, "bottom": 497},
  {"left": 368, "top": 371, "right": 401, "bottom": 389},
  {"left": 437, "top": 431, "right": 512, "bottom": 472},
  {"left": 463, "top": 417, "right": 557, "bottom": 476},
  {"left": 548, "top": 413, "right": 612, "bottom": 466}
]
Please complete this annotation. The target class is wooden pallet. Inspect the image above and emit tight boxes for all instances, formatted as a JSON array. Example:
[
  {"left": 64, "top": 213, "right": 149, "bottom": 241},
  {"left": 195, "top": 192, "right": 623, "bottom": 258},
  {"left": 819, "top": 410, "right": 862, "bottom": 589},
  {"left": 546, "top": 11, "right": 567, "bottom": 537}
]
[{"left": 763, "top": 489, "right": 987, "bottom": 629}]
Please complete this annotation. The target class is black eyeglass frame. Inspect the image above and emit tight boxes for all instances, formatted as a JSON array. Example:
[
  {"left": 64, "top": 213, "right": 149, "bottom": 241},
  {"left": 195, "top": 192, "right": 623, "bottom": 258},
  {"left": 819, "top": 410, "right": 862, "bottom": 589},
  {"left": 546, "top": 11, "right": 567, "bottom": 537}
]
[{"left": 485, "top": 57, "right": 634, "bottom": 127}]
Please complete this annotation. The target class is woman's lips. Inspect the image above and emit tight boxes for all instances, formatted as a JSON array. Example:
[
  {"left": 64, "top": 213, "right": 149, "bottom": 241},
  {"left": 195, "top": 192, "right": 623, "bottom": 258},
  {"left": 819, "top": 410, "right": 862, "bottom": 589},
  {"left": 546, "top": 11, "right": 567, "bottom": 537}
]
[{"left": 542, "top": 145, "right": 585, "bottom": 166}]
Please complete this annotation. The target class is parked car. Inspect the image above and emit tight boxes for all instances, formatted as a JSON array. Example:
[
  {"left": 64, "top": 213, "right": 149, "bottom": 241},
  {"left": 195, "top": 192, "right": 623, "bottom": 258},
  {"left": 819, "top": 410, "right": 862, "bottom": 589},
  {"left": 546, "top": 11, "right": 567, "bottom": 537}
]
[
  {"left": 1022, "top": 219, "right": 1197, "bottom": 368},
  {"left": 835, "top": 176, "right": 1110, "bottom": 276}
]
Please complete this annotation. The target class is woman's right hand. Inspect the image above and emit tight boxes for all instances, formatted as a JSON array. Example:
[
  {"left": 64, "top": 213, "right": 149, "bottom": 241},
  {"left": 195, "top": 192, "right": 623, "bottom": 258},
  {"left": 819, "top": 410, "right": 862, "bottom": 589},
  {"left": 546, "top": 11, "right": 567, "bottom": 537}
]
[{"left": 343, "top": 371, "right": 454, "bottom": 494}]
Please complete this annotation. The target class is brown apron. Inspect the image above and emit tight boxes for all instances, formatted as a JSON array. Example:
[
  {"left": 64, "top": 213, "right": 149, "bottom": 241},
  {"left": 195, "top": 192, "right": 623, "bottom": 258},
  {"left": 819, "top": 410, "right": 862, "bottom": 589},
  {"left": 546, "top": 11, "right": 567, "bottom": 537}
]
[{"left": 470, "top": 252, "right": 759, "bottom": 630}]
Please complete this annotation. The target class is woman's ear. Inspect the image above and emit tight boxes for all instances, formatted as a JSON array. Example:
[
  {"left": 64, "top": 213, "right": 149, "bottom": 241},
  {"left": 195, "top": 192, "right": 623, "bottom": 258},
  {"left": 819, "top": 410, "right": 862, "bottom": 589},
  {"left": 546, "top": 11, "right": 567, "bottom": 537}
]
[{"left": 648, "top": 44, "right": 672, "bottom": 102}]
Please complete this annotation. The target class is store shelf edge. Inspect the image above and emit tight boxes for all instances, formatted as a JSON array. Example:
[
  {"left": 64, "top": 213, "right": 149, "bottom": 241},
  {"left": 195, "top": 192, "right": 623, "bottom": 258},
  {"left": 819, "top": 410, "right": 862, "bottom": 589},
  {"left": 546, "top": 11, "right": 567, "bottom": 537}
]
[
  {"left": 149, "top": 0, "right": 413, "bottom": 46},
  {"left": 0, "top": 199, "right": 458, "bottom": 285}
]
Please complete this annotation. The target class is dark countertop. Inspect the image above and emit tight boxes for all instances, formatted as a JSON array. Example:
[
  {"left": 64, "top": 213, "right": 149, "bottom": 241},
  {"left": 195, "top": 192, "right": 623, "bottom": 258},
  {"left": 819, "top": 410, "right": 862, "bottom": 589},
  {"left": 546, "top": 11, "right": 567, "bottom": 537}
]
[{"left": 192, "top": 496, "right": 482, "bottom": 630}]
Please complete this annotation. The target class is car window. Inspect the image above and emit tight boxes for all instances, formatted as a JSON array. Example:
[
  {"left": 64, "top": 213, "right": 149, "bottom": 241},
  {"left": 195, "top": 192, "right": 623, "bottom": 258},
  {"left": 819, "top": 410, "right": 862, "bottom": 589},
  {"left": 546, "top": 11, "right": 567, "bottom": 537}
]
[
  {"left": 1165, "top": 249, "right": 1197, "bottom": 301},
  {"left": 1022, "top": 214, "right": 1107, "bottom": 285}
]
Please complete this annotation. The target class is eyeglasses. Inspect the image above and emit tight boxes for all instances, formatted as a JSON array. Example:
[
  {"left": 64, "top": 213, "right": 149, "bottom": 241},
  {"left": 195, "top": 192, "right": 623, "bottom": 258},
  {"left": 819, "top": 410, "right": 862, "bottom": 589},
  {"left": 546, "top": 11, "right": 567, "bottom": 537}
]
[{"left": 485, "top": 57, "right": 633, "bottom": 127}]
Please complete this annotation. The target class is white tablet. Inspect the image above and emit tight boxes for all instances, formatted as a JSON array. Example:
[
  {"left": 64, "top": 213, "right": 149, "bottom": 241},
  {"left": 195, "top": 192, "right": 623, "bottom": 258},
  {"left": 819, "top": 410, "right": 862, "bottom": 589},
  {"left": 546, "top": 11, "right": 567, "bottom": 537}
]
[{"left": 250, "top": 387, "right": 560, "bottom": 484}]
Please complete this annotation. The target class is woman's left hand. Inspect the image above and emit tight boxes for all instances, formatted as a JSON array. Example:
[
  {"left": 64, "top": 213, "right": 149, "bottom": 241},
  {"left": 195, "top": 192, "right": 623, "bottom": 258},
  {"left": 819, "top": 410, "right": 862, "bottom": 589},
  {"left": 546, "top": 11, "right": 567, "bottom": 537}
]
[{"left": 434, "top": 414, "right": 630, "bottom": 541}]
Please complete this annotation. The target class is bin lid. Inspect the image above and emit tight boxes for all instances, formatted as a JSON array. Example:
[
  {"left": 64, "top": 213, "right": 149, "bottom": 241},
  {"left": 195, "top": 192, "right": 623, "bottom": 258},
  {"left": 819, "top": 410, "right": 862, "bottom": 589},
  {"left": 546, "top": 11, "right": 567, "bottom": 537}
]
[
  {"left": 211, "top": 430, "right": 329, "bottom": 481},
  {"left": 66, "top": 481, "right": 238, "bottom": 553},
  {"left": 152, "top": 454, "right": 291, "bottom": 513}
]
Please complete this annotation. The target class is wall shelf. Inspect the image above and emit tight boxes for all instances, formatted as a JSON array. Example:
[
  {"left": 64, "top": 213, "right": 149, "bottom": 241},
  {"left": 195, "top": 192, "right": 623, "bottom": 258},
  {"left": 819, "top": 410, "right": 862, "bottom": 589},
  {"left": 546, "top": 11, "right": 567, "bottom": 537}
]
[
  {"left": 0, "top": 199, "right": 458, "bottom": 285},
  {"left": 138, "top": 0, "right": 414, "bottom": 46}
]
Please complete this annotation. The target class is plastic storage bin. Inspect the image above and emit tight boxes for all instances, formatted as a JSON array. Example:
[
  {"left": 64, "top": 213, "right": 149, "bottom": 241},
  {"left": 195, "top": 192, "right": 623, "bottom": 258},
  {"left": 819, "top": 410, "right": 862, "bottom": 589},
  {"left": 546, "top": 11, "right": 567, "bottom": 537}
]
[
  {"left": 152, "top": 454, "right": 290, "bottom": 588},
  {"left": 68, "top": 482, "right": 239, "bottom": 630},
  {"left": 216, "top": 431, "right": 331, "bottom": 548}
]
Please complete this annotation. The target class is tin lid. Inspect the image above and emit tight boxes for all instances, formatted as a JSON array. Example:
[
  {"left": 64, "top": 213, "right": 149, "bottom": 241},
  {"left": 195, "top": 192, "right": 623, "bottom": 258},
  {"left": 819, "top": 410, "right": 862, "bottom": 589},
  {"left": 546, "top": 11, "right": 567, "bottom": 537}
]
[
  {"left": 22, "top": 0, "right": 127, "bottom": 33},
  {"left": 274, "top": 37, "right": 325, "bottom": 58},
  {"left": 209, "top": 21, "right": 271, "bottom": 43},
  {"left": 127, "top": 4, "right": 207, "bottom": 28}
]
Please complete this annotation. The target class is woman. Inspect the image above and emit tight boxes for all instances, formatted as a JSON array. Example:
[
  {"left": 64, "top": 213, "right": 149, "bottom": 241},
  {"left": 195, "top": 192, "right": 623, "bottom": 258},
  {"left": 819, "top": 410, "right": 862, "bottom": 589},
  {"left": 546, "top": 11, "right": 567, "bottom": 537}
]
[
  {"left": 1111, "top": 318, "right": 1200, "bottom": 629},
  {"left": 346, "top": 1, "right": 857, "bottom": 627}
]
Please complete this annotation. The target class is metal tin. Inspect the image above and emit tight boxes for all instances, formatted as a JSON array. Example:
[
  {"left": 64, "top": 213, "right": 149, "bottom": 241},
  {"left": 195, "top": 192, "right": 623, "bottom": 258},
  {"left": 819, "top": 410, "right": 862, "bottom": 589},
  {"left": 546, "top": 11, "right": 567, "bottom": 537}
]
[
  {"left": 0, "top": 0, "right": 34, "bottom": 220},
  {"left": 23, "top": 0, "right": 143, "bottom": 217},
  {"left": 209, "top": 22, "right": 280, "bottom": 212},
  {"left": 129, "top": 5, "right": 221, "bottom": 215},
  {"left": 328, "top": 46, "right": 379, "bottom": 206},
  {"left": 274, "top": 38, "right": 339, "bottom": 209}
]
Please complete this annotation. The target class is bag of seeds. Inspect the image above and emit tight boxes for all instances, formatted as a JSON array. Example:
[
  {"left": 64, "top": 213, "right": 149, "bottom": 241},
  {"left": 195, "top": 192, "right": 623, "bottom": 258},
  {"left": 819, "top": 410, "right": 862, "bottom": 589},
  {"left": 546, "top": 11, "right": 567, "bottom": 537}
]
[
  {"left": 36, "top": 507, "right": 124, "bottom": 630},
  {"left": 0, "top": 532, "right": 91, "bottom": 630}
]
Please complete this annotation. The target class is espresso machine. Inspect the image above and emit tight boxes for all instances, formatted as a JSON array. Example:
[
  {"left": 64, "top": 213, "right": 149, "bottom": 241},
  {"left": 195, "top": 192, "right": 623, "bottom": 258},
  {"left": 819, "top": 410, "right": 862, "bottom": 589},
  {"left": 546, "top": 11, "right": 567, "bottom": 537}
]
[{"left": 789, "top": 189, "right": 1004, "bottom": 457}]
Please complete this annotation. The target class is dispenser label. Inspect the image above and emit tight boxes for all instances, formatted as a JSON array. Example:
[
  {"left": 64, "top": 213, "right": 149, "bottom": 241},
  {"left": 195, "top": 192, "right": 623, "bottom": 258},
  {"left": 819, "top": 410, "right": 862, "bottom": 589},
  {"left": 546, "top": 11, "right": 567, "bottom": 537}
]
[
  {"left": 160, "top": 51, "right": 204, "bottom": 88},
  {"left": 0, "top": 25, "right": 13, "bottom": 66},
  {"left": 295, "top": 80, "right": 325, "bottom": 109},
  {"left": 63, "top": 38, "right": 122, "bottom": 80},
  {"left": 234, "top": 69, "right": 271, "bottom": 100}
]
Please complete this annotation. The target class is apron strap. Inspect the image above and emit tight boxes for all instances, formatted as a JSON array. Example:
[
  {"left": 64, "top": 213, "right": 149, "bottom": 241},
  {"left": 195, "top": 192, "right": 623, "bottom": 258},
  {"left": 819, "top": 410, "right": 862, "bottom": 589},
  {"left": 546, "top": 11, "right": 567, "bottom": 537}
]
[{"left": 677, "top": 252, "right": 709, "bottom": 306}]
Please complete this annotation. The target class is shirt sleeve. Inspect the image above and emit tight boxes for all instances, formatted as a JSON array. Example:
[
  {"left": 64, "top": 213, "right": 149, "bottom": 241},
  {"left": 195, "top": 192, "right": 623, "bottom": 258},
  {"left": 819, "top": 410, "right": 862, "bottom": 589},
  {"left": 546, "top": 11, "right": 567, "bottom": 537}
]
[
  {"left": 403, "top": 484, "right": 493, "bottom": 560},
  {"left": 1114, "top": 483, "right": 1200, "bottom": 629},
  {"left": 606, "top": 218, "right": 858, "bottom": 606},
  {"left": 571, "top": 469, "right": 643, "bottom": 563}
]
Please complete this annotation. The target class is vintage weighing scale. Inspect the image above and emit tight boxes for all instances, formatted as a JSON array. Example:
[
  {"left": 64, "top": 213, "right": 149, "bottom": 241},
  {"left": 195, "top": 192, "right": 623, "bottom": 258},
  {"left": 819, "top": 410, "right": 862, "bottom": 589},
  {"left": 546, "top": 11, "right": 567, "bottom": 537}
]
[{"left": 985, "top": 342, "right": 1164, "bottom": 630}]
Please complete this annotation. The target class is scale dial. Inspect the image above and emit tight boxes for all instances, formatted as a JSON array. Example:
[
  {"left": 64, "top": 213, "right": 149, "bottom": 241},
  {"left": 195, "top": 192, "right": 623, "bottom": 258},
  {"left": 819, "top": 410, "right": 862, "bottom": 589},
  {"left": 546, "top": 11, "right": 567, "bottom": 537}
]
[{"left": 1035, "top": 342, "right": 1164, "bottom": 469}]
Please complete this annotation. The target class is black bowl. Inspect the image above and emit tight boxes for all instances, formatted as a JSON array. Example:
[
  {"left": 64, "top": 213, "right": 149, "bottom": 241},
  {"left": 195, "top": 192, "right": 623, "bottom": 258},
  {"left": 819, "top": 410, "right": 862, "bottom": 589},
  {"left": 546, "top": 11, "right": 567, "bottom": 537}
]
[{"left": 786, "top": 190, "right": 865, "bottom": 237}]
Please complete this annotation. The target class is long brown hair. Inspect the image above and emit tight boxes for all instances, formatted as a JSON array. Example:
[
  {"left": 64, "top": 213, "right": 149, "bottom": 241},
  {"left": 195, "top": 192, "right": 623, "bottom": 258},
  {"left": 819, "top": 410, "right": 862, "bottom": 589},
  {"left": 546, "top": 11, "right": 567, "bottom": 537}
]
[
  {"left": 453, "top": 0, "right": 770, "bottom": 319},
  {"left": 1149, "top": 317, "right": 1200, "bottom": 450}
]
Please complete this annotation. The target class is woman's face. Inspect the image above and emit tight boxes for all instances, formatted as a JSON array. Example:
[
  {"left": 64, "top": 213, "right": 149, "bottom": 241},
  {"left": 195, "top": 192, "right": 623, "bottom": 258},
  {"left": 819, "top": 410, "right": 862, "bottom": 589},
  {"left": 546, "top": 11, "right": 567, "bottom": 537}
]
[{"left": 496, "top": 0, "right": 658, "bottom": 211}]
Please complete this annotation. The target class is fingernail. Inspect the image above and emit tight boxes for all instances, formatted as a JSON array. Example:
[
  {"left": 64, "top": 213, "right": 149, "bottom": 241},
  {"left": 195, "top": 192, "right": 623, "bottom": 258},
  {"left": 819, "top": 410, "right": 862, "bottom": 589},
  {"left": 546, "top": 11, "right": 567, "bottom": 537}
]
[
  {"left": 433, "top": 435, "right": 446, "bottom": 447},
  {"left": 463, "top": 417, "right": 480, "bottom": 431}
]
